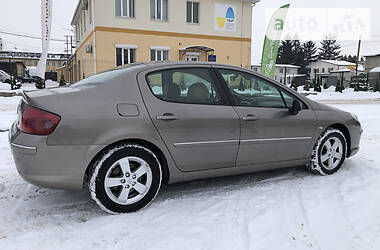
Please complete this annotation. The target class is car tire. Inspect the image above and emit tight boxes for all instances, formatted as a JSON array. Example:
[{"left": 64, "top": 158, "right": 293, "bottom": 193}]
[
  {"left": 308, "top": 128, "right": 347, "bottom": 175},
  {"left": 89, "top": 144, "right": 162, "bottom": 214}
]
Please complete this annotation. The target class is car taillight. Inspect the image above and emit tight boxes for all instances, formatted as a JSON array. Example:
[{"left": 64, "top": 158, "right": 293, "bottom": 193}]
[{"left": 19, "top": 104, "right": 61, "bottom": 135}]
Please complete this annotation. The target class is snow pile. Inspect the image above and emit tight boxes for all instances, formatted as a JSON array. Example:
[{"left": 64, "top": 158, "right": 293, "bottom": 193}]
[
  {"left": 0, "top": 80, "right": 59, "bottom": 93},
  {"left": 0, "top": 96, "right": 21, "bottom": 131},
  {"left": 298, "top": 86, "right": 380, "bottom": 101}
]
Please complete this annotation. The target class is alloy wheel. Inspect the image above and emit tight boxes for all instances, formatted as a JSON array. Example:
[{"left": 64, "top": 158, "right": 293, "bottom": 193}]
[
  {"left": 104, "top": 156, "right": 152, "bottom": 205},
  {"left": 320, "top": 137, "right": 344, "bottom": 170}
]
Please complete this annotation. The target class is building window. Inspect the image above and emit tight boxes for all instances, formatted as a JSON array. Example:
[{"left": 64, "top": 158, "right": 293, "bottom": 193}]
[
  {"left": 83, "top": 11, "right": 86, "bottom": 32},
  {"left": 280, "top": 68, "right": 284, "bottom": 73},
  {"left": 89, "top": 0, "right": 92, "bottom": 23},
  {"left": 322, "top": 68, "right": 325, "bottom": 73},
  {"left": 150, "top": 48, "right": 169, "bottom": 61},
  {"left": 116, "top": 46, "right": 137, "bottom": 66},
  {"left": 186, "top": 1, "right": 199, "bottom": 24},
  {"left": 115, "top": 0, "right": 135, "bottom": 18},
  {"left": 150, "top": 0, "right": 168, "bottom": 21}
]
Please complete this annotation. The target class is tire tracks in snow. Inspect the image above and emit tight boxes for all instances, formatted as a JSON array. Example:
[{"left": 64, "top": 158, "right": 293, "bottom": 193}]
[
  {"left": 289, "top": 171, "right": 365, "bottom": 250},
  {"left": 211, "top": 175, "right": 252, "bottom": 250},
  {"left": 284, "top": 173, "right": 322, "bottom": 250}
]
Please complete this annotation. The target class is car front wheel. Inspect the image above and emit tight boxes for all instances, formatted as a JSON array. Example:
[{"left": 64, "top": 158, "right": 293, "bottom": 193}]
[
  {"left": 308, "top": 128, "right": 347, "bottom": 175},
  {"left": 89, "top": 144, "right": 162, "bottom": 214}
]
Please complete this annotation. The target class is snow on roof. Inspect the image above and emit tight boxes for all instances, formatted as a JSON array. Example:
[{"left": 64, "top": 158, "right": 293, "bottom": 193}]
[
  {"left": 364, "top": 53, "right": 380, "bottom": 57},
  {"left": 251, "top": 64, "right": 300, "bottom": 68},
  {"left": 370, "top": 67, "right": 380, "bottom": 73},
  {"left": 275, "top": 64, "right": 300, "bottom": 68},
  {"left": 330, "top": 69, "right": 351, "bottom": 73},
  {"left": 321, "top": 60, "right": 356, "bottom": 66}
]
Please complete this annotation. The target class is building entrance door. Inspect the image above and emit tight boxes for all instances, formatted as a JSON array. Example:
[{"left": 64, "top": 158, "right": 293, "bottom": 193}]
[{"left": 186, "top": 56, "right": 199, "bottom": 62}]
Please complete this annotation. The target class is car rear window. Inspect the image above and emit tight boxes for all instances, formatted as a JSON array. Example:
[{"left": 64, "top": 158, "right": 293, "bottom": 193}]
[
  {"left": 70, "top": 64, "right": 143, "bottom": 88},
  {"left": 70, "top": 69, "right": 125, "bottom": 88}
]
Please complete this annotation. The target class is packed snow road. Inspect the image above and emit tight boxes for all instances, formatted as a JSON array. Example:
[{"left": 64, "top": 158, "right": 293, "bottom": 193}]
[{"left": 0, "top": 96, "right": 379, "bottom": 250}]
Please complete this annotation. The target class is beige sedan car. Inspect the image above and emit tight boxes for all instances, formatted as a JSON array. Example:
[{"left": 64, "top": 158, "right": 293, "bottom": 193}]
[{"left": 9, "top": 62, "right": 362, "bottom": 214}]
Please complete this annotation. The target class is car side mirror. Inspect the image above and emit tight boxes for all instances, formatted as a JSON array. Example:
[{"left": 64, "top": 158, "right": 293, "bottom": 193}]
[{"left": 289, "top": 100, "right": 301, "bottom": 115}]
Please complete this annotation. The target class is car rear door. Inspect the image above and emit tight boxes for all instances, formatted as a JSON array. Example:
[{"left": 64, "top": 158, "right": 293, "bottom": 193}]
[
  {"left": 137, "top": 65, "right": 240, "bottom": 172},
  {"left": 215, "top": 67, "right": 317, "bottom": 167}
]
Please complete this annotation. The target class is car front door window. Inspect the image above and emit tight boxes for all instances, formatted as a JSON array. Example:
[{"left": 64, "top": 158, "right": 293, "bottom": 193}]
[{"left": 218, "top": 69, "right": 286, "bottom": 108}]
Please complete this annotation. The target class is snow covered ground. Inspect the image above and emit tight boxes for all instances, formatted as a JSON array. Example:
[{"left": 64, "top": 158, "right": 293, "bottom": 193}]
[
  {"left": 0, "top": 80, "right": 59, "bottom": 93},
  {"left": 299, "top": 86, "right": 380, "bottom": 102},
  {"left": 0, "top": 91, "right": 380, "bottom": 250}
]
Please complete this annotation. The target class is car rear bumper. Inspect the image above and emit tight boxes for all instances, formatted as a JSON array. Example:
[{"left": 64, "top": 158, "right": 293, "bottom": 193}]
[{"left": 8, "top": 122, "right": 90, "bottom": 190}]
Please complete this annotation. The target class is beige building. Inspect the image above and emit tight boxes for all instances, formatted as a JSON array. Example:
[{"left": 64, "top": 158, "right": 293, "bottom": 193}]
[
  {"left": 364, "top": 54, "right": 380, "bottom": 73},
  {"left": 251, "top": 64, "right": 301, "bottom": 84},
  {"left": 70, "top": 0, "right": 253, "bottom": 81},
  {"left": 308, "top": 60, "right": 365, "bottom": 87},
  {"left": 0, "top": 51, "right": 69, "bottom": 73}
]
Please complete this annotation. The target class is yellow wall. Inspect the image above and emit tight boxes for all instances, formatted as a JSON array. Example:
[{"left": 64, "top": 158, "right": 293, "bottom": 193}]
[
  {"left": 94, "top": 0, "right": 252, "bottom": 39},
  {"left": 94, "top": 28, "right": 251, "bottom": 73},
  {"left": 72, "top": 0, "right": 253, "bottom": 80},
  {"left": 0, "top": 58, "right": 65, "bottom": 72},
  {"left": 74, "top": 32, "right": 96, "bottom": 81}
]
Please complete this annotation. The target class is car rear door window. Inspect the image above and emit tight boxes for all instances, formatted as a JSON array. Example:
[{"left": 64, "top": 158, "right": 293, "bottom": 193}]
[
  {"left": 217, "top": 69, "right": 286, "bottom": 108},
  {"left": 146, "top": 68, "right": 223, "bottom": 105}
]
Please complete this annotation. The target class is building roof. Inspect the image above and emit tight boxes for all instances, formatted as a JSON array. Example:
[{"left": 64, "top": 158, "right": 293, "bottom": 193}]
[
  {"left": 330, "top": 69, "right": 351, "bottom": 73},
  {"left": 364, "top": 53, "right": 380, "bottom": 58},
  {"left": 370, "top": 67, "right": 380, "bottom": 73},
  {"left": 320, "top": 60, "right": 356, "bottom": 66},
  {"left": 71, "top": 0, "right": 87, "bottom": 26},
  {"left": 179, "top": 46, "right": 214, "bottom": 52},
  {"left": 0, "top": 50, "right": 69, "bottom": 60}
]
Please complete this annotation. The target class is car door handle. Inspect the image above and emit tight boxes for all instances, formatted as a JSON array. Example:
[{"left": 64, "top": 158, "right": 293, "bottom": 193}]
[
  {"left": 156, "top": 114, "right": 179, "bottom": 121},
  {"left": 242, "top": 115, "right": 260, "bottom": 121}
]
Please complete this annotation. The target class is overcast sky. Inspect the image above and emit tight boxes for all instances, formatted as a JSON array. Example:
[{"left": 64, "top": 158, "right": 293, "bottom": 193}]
[
  {"left": 0, "top": 0, "right": 77, "bottom": 53},
  {"left": 0, "top": 0, "right": 379, "bottom": 64}
]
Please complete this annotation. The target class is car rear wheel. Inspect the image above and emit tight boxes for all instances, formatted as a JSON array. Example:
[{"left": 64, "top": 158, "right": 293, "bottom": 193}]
[
  {"left": 89, "top": 144, "right": 162, "bottom": 214},
  {"left": 308, "top": 129, "right": 347, "bottom": 175}
]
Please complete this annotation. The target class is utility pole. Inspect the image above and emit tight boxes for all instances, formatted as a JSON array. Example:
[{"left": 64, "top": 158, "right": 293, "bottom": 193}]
[
  {"left": 355, "top": 38, "right": 361, "bottom": 91},
  {"left": 70, "top": 36, "right": 74, "bottom": 55}
]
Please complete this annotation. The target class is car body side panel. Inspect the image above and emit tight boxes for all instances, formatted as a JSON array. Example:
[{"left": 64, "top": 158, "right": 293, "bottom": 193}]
[
  {"left": 233, "top": 107, "right": 317, "bottom": 166},
  {"left": 136, "top": 65, "right": 240, "bottom": 172}
]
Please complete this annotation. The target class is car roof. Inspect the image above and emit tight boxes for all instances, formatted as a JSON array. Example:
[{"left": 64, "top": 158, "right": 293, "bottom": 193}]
[{"left": 114, "top": 61, "right": 247, "bottom": 72}]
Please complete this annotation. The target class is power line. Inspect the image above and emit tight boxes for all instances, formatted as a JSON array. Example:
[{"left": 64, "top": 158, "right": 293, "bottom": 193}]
[
  {"left": 0, "top": 30, "right": 66, "bottom": 42},
  {"left": 340, "top": 40, "right": 380, "bottom": 47}
]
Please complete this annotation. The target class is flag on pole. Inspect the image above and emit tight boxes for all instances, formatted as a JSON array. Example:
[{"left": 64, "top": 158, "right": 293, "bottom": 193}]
[
  {"left": 36, "top": 0, "right": 53, "bottom": 79},
  {"left": 260, "top": 4, "right": 290, "bottom": 78}
]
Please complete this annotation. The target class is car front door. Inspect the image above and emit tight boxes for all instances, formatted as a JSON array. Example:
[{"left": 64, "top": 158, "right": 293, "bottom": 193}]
[
  {"left": 215, "top": 67, "right": 317, "bottom": 167},
  {"left": 138, "top": 66, "right": 240, "bottom": 172}
]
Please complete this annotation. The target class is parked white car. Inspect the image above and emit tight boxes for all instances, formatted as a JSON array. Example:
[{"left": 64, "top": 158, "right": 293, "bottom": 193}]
[{"left": 0, "top": 70, "right": 11, "bottom": 83}]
